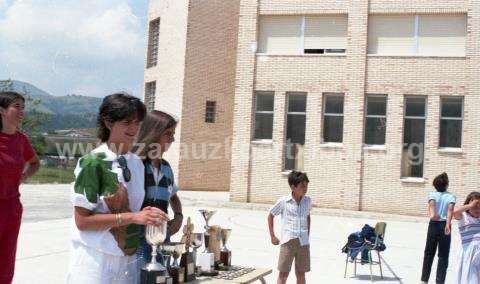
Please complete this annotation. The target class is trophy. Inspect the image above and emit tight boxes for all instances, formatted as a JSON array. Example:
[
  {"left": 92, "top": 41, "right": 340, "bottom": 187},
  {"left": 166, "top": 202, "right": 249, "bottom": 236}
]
[
  {"left": 180, "top": 218, "right": 196, "bottom": 282},
  {"left": 162, "top": 242, "right": 185, "bottom": 284},
  {"left": 197, "top": 210, "right": 216, "bottom": 274},
  {"left": 220, "top": 228, "right": 232, "bottom": 267},
  {"left": 141, "top": 222, "right": 172, "bottom": 284},
  {"left": 190, "top": 232, "right": 203, "bottom": 270},
  {"left": 199, "top": 210, "right": 216, "bottom": 253}
]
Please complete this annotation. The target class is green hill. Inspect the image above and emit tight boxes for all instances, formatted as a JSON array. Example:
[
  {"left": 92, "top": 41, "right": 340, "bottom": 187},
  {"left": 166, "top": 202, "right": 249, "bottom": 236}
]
[{"left": 0, "top": 79, "right": 102, "bottom": 131}]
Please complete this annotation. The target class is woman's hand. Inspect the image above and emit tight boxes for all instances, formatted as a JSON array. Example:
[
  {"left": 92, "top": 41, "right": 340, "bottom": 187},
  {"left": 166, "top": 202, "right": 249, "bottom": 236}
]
[{"left": 132, "top": 207, "right": 169, "bottom": 226}]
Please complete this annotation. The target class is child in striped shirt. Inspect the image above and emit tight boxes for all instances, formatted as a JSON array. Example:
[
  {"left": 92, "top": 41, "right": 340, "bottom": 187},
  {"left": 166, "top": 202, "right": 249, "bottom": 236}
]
[{"left": 268, "top": 171, "right": 312, "bottom": 284}]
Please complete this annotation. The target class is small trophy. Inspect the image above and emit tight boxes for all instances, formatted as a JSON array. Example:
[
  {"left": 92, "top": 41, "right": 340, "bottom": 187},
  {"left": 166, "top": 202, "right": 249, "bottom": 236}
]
[
  {"left": 180, "top": 218, "right": 196, "bottom": 282},
  {"left": 198, "top": 210, "right": 216, "bottom": 273},
  {"left": 199, "top": 209, "right": 216, "bottom": 253},
  {"left": 141, "top": 222, "right": 172, "bottom": 284},
  {"left": 190, "top": 232, "right": 203, "bottom": 270},
  {"left": 220, "top": 228, "right": 232, "bottom": 267},
  {"left": 164, "top": 242, "right": 185, "bottom": 284}
]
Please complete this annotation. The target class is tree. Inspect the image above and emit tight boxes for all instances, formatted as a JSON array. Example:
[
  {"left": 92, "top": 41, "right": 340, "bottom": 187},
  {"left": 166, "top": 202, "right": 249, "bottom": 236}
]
[{"left": 20, "top": 86, "right": 51, "bottom": 155}]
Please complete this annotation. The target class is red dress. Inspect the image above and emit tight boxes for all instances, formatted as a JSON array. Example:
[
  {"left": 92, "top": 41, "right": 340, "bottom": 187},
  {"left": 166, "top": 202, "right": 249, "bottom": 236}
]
[{"left": 0, "top": 131, "right": 35, "bottom": 284}]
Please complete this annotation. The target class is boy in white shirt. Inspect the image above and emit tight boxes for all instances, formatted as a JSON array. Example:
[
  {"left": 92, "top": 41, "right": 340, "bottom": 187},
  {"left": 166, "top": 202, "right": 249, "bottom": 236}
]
[{"left": 268, "top": 171, "right": 312, "bottom": 284}]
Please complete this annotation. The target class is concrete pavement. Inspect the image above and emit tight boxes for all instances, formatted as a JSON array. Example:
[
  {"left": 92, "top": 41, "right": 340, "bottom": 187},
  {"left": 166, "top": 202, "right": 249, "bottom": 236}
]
[{"left": 13, "top": 184, "right": 461, "bottom": 283}]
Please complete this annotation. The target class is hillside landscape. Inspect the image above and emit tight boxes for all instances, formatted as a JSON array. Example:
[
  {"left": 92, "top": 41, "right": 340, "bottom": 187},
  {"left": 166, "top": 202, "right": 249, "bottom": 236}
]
[{"left": 0, "top": 79, "right": 101, "bottom": 131}]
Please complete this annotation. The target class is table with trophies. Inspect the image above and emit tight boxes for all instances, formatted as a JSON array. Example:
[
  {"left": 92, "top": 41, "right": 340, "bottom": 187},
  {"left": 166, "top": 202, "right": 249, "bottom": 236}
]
[{"left": 141, "top": 209, "right": 272, "bottom": 284}]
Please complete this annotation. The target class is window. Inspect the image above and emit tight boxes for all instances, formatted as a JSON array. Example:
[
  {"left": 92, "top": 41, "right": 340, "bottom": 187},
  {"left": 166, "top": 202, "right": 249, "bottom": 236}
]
[
  {"left": 440, "top": 97, "right": 463, "bottom": 148},
  {"left": 364, "top": 95, "right": 387, "bottom": 145},
  {"left": 258, "top": 16, "right": 302, "bottom": 54},
  {"left": 285, "top": 93, "right": 307, "bottom": 171},
  {"left": 304, "top": 16, "right": 347, "bottom": 54},
  {"left": 147, "top": 18, "right": 160, "bottom": 68},
  {"left": 253, "top": 92, "right": 274, "bottom": 140},
  {"left": 205, "top": 101, "right": 216, "bottom": 123},
  {"left": 258, "top": 15, "right": 347, "bottom": 55},
  {"left": 418, "top": 15, "right": 467, "bottom": 56},
  {"left": 368, "top": 14, "right": 466, "bottom": 56},
  {"left": 144, "top": 81, "right": 156, "bottom": 112},
  {"left": 368, "top": 15, "right": 415, "bottom": 55},
  {"left": 322, "top": 94, "right": 344, "bottom": 143},
  {"left": 401, "top": 97, "right": 426, "bottom": 178}
]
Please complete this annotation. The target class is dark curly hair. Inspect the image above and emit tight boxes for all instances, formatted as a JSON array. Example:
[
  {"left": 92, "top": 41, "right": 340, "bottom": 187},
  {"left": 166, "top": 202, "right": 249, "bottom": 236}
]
[
  {"left": 433, "top": 172, "right": 449, "bottom": 192},
  {"left": 96, "top": 92, "right": 146, "bottom": 142},
  {"left": 288, "top": 170, "right": 309, "bottom": 188}
]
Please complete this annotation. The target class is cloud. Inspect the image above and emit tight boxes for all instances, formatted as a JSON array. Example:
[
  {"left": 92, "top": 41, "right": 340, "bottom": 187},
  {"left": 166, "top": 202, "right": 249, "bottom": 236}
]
[{"left": 0, "top": 0, "right": 148, "bottom": 97}]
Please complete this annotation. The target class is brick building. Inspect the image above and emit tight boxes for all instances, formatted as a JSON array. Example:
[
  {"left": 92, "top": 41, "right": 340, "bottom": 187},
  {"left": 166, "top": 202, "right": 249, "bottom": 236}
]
[{"left": 144, "top": 0, "right": 480, "bottom": 216}]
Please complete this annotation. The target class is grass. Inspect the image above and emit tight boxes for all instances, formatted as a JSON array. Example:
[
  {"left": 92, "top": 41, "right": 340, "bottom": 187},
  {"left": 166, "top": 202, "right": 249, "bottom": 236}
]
[{"left": 25, "top": 166, "right": 75, "bottom": 184}]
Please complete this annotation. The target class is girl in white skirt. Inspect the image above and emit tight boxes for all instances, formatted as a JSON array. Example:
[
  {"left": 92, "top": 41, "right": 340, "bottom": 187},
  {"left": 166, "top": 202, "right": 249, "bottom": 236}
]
[{"left": 453, "top": 191, "right": 480, "bottom": 284}]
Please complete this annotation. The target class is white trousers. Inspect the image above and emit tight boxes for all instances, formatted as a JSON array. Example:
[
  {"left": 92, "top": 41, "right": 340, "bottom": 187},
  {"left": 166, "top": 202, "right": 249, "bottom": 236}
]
[{"left": 66, "top": 243, "right": 138, "bottom": 284}]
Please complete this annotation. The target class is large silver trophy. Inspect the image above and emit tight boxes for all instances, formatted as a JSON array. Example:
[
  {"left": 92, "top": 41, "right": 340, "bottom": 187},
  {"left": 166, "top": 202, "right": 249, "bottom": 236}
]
[{"left": 141, "top": 222, "right": 172, "bottom": 284}]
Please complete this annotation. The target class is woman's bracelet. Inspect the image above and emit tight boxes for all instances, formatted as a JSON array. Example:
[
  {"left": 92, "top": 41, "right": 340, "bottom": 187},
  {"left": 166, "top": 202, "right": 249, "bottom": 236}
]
[{"left": 115, "top": 213, "right": 123, "bottom": 227}]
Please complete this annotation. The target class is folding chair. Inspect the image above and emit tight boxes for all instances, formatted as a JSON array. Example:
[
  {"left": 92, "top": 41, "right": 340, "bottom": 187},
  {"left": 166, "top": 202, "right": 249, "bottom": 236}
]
[{"left": 344, "top": 222, "right": 387, "bottom": 282}]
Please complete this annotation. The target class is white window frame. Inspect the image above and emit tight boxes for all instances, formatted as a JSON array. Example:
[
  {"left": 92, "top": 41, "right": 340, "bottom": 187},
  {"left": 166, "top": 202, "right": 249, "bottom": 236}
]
[
  {"left": 364, "top": 94, "right": 388, "bottom": 146},
  {"left": 144, "top": 81, "right": 156, "bottom": 112},
  {"left": 401, "top": 96, "right": 427, "bottom": 178},
  {"left": 256, "top": 15, "right": 348, "bottom": 56},
  {"left": 322, "top": 93, "right": 344, "bottom": 144},
  {"left": 439, "top": 96, "right": 464, "bottom": 149},
  {"left": 368, "top": 14, "right": 467, "bottom": 57},
  {"left": 147, "top": 18, "right": 160, "bottom": 68},
  {"left": 252, "top": 91, "right": 275, "bottom": 141},
  {"left": 284, "top": 92, "right": 307, "bottom": 171}
]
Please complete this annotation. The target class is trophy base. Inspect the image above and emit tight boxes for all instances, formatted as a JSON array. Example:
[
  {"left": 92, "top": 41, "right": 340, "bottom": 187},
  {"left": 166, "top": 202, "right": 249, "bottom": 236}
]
[
  {"left": 140, "top": 268, "right": 172, "bottom": 284},
  {"left": 180, "top": 252, "right": 196, "bottom": 282},
  {"left": 169, "top": 266, "right": 185, "bottom": 284},
  {"left": 196, "top": 252, "right": 214, "bottom": 273},
  {"left": 200, "top": 270, "right": 219, "bottom": 277},
  {"left": 220, "top": 251, "right": 232, "bottom": 267}
]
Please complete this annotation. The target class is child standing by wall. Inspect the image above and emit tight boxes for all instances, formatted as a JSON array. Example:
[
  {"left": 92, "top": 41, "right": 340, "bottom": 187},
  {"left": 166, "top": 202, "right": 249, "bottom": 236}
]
[
  {"left": 453, "top": 191, "right": 480, "bottom": 284},
  {"left": 0, "top": 91, "right": 40, "bottom": 284},
  {"left": 421, "top": 172, "right": 456, "bottom": 284},
  {"left": 268, "top": 171, "right": 311, "bottom": 284}
]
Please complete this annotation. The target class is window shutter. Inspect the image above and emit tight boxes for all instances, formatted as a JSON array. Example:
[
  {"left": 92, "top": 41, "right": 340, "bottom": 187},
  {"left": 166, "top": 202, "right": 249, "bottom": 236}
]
[
  {"left": 418, "top": 14, "right": 466, "bottom": 56},
  {"left": 258, "top": 16, "right": 302, "bottom": 54},
  {"left": 368, "top": 15, "right": 415, "bottom": 55},
  {"left": 305, "top": 15, "right": 347, "bottom": 50}
]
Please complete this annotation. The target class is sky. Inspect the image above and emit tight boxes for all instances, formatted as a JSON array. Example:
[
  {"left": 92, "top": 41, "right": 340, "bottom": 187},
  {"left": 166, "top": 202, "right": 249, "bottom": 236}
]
[{"left": 0, "top": 0, "right": 149, "bottom": 97}]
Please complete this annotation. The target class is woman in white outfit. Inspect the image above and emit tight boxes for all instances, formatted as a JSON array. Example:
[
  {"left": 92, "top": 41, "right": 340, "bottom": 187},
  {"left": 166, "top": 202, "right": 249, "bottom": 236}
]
[
  {"left": 66, "top": 93, "right": 168, "bottom": 284},
  {"left": 453, "top": 191, "right": 480, "bottom": 284}
]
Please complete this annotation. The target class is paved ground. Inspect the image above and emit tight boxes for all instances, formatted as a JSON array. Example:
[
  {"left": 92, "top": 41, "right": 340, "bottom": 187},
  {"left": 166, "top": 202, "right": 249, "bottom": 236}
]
[{"left": 13, "top": 184, "right": 461, "bottom": 283}]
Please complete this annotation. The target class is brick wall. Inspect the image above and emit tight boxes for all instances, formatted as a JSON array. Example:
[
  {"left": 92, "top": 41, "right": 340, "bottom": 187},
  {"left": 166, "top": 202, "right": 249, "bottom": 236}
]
[
  {"left": 229, "top": 0, "right": 480, "bottom": 216},
  {"left": 178, "top": 0, "right": 240, "bottom": 191}
]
